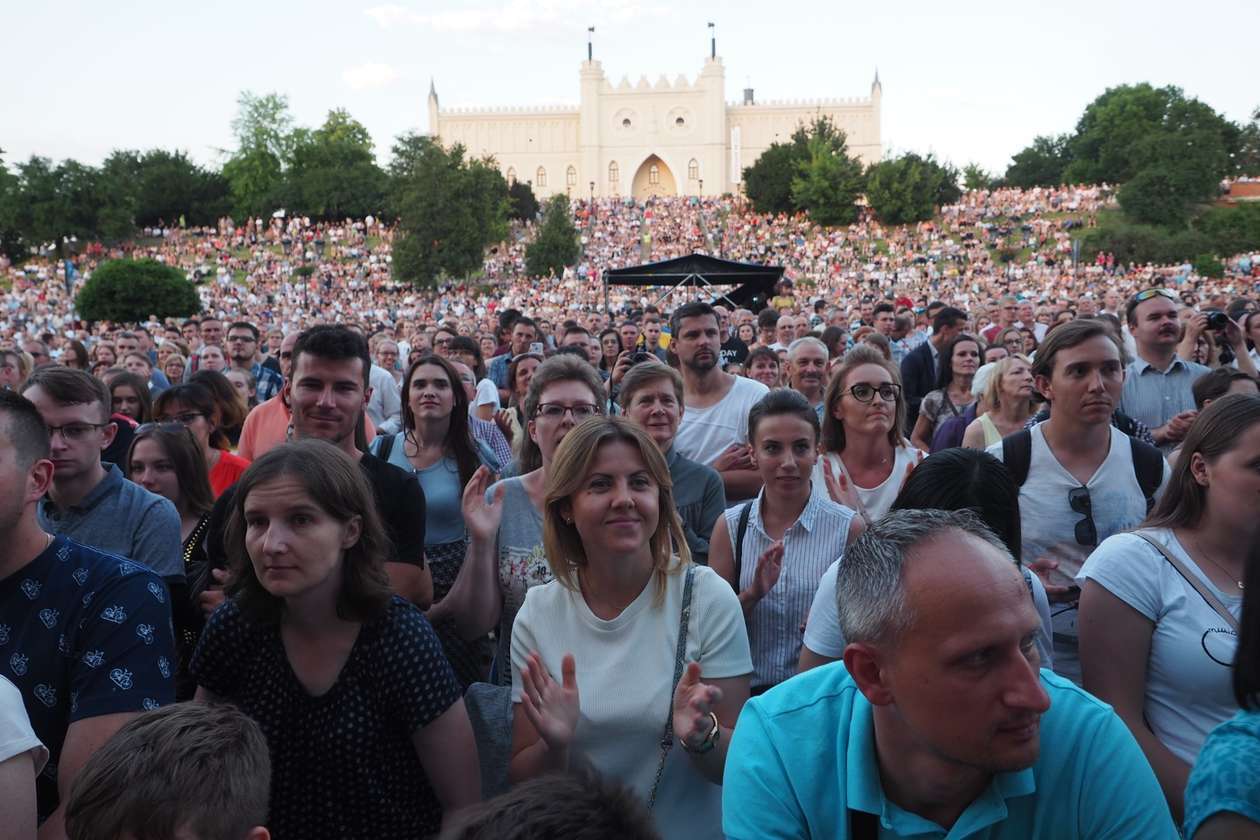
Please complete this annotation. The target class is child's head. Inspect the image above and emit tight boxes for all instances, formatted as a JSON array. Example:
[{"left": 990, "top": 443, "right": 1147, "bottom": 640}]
[{"left": 65, "top": 703, "right": 271, "bottom": 840}]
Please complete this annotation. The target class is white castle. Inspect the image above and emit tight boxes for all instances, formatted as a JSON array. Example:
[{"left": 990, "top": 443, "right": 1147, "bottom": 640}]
[{"left": 427, "top": 50, "right": 882, "bottom": 200}]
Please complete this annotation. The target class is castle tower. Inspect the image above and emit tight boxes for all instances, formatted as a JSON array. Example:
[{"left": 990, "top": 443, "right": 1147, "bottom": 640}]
[{"left": 427, "top": 79, "right": 439, "bottom": 136}]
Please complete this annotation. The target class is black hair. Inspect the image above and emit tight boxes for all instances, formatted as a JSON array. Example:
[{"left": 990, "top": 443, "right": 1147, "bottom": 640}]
[
  {"left": 669, "top": 301, "right": 718, "bottom": 341},
  {"left": 227, "top": 321, "right": 259, "bottom": 341},
  {"left": 935, "top": 333, "right": 981, "bottom": 390},
  {"left": 21, "top": 366, "right": 111, "bottom": 422},
  {"left": 891, "top": 448, "right": 1023, "bottom": 563},
  {"left": 932, "top": 306, "right": 967, "bottom": 334},
  {"left": 873, "top": 302, "right": 895, "bottom": 317},
  {"left": 291, "top": 325, "right": 372, "bottom": 387},
  {"left": 0, "top": 389, "right": 52, "bottom": 467},
  {"left": 747, "top": 388, "right": 820, "bottom": 443},
  {"left": 756, "top": 308, "right": 780, "bottom": 329},
  {"left": 1192, "top": 368, "right": 1258, "bottom": 410},
  {"left": 1237, "top": 541, "right": 1260, "bottom": 709}
]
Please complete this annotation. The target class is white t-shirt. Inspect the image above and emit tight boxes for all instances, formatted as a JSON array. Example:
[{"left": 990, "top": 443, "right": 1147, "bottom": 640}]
[
  {"left": 675, "top": 375, "right": 769, "bottom": 467},
  {"left": 803, "top": 558, "right": 1055, "bottom": 669},
  {"left": 1078, "top": 528, "right": 1240, "bottom": 765},
  {"left": 511, "top": 564, "right": 752, "bottom": 840},
  {"left": 0, "top": 675, "right": 46, "bottom": 773},
  {"left": 988, "top": 423, "right": 1170, "bottom": 684},
  {"left": 809, "top": 446, "right": 924, "bottom": 521},
  {"left": 474, "top": 377, "right": 500, "bottom": 411}
]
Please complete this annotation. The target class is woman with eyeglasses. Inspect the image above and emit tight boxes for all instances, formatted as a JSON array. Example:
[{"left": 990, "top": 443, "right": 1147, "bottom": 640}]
[
  {"left": 429, "top": 355, "right": 607, "bottom": 687},
  {"left": 162, "top": 353, "right": 187, "bottom": 386},
  {"left": 153, "top": 383, "right": 250, "bottom": 498},
  {"left": 909, "top": 333, "right": 981, "bottom": 453},
  {"left": 507, "top": 417, "right": 751, "bottom": 838},
  {"left": 1078, "top": 394, "right": 1260, "bottom": 824},
  {"left": 191, "top": 440, "right": 480, "bottom": 838},
  {"left": 811, "top": 345, "right": 923, "bottom": 524},
  {"left": 369, "top": 354, "right": 499, "bottom": 688},
  {"left": 709, "top": 390, "right": 860, "bottom": 694},
  {"left": 126, "top": 422, "right": 215, "bottom": 699},
  {"left": 190, "top": 369, "right": 250, "bottom": 449}
]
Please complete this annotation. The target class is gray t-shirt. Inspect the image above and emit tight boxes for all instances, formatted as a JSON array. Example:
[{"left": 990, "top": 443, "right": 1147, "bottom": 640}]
[{"left": 491, "top": 477, "right": 550, "bottom": 686}]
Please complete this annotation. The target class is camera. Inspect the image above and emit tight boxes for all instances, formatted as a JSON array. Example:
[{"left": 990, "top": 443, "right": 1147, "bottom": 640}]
[
  {"left": 1205, "top": 310, "right": 1230, "bottom": 331},
  {"left": 628, "top": 351, "right": 656, "bottom": 365}
]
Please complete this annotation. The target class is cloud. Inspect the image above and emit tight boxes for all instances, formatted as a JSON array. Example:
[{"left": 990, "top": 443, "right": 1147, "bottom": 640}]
[
  {"left": 342, "top": 62, "right": 400, "bottom": 90},
  {"left": 365, "top": 0, "right": 672, "bottom": 35}
]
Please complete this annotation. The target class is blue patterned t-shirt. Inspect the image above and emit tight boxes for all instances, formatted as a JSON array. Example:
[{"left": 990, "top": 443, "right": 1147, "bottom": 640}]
[
  {"left": 1184, "top": 709, "right": 1260, "bottom": 837},
  {"left": 0, "top": 534, "right": 176, "bottom": 821}
]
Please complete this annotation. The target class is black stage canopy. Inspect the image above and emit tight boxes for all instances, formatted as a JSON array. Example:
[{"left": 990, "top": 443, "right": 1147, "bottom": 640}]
[{"left": 602, "top": 252, "right": 784, "bottom": 312}]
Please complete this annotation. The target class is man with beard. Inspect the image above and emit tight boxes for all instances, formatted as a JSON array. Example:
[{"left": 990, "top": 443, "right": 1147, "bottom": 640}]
[
  {"left": 786, "top": 337, "right": 829, "bottom": 419},
  {"left": 989, "top": 320, "right": 1169, "bottom": 685},
  {"left": 1120, "top": 289, "right": 1211, "bottom": 451},
  {"left": 723, "top": 510, "right": 1177, "bottom": 839},
  {"left": 671, "top": 301, "right": 768, "bottom": 501}
]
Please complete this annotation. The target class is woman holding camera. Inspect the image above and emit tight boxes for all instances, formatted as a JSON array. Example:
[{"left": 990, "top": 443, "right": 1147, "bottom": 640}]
[
  {"left": 1078, "top": 394, "right": 1260, "bottom": 823},
  {"left": 508, "top": 417, "right": 751, "bottom": 838}
]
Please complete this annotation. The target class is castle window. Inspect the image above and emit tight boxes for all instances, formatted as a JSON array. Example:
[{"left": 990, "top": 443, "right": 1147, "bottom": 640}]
[
  {"left": 649, "top": 164, "right": 660, "bottom": 186},
  {"left": 622, "top": 118, "right": 631, "bottom": 129},
  {"left": 688, "top": 159, "right": 699, "bottom": 180},
  {"left": 566, "top": 165, "right": 577, "bottom": 187},
  {"left": 608, "top": 161, "right": 619, "bottom": 184},
  {"left": 506, "top": 167, "right": 516, "bottom": 186},
  {"left": 536, "top": 167, "right": 547, "bottom": 188},
  {"left": 675, "top": 116, "right": 685, "bottom": 127}
]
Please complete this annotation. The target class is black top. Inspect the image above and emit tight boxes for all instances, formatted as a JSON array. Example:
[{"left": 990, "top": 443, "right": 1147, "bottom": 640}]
[
  {"left": 206, "top": 451, "right": 426, "bottom": 570},
  {"left": 720, "top": 335, "right": 750, "bottom": 369},
  {"left": 190, "top": 596, "right": 460, "bottom": 839}
]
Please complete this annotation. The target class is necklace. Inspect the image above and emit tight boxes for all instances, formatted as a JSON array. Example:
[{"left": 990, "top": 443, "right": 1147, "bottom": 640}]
[{"left": 1189, "top": 534, "right": 1244, "bottom": 591}]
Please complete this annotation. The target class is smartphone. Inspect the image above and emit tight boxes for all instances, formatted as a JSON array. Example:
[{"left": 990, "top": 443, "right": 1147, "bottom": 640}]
[{"left": 529, "top": 342, "right": 544, "bottom": 355}]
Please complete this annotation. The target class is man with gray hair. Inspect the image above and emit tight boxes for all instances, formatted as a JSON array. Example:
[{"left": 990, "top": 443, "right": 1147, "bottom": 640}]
[
  {"left": 785, "top": 336, "right": 829, "bottom": 418},
  {"left": 723, "top": 509, "right": 1176, "bottom": 839}
]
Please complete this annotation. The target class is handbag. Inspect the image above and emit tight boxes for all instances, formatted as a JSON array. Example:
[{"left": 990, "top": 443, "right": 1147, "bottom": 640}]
[
  {"left": 646, "top": 563, "right": 697, "bottom": 810},
  {"left": 1133, "top": 531, "right": 1240, "bottom": 632}
]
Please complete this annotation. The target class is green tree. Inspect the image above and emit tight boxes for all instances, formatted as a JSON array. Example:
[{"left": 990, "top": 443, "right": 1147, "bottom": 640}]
[
  {"left": 1237, "top": 107, "right": 1260, "bottom": 175},
  {"left": 865, "top": 152, "right": 960, "bottom": 225},
  {"left": 0, "top": 150, "right": 25, "bottom": 262},
  {"left": 14, "top": 156, "right": 134, "bottom": 251},
  {"left": 107, "top": 149, "right": 230, "bottom": 227},
  {"left": 508, "top": 180, "right": 540, "bottom": 221},
  {"left": 790, "top": 131, "right": 865, "bottom": 226},
  {"left": 286, "top": 109, "right": 385, "bottom": 219},
  {"left": 223, "top": 91, "right": 299, "bottom": 218},
  {"left": 1195, "top": 203, "right": 1260, "bottom": 256},
  {"left": 76, "top": 259, "right": 201, "bottom": 322},
  {"left": 962, "top": 162, "right": 996, "bottom": 191},
  {"left": 1192, "top": 253, "right": 1224, "bottom": 279},
  {"left": 526, "top": 195, "right": 580, "bottom": 277},
  {"left": 387, "top": 134, "right": 509, "bottom": 287},
  {"left": 742, "top": 142, "right": 798, "bottom": 215},
  {"left": 1003, "top": 134, "right": 1070, "bottom": 188}
]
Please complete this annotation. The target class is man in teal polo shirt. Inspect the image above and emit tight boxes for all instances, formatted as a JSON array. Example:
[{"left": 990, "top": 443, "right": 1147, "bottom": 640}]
[{"left": 723, "top": 509, "right": 1177, "bottom": 839}]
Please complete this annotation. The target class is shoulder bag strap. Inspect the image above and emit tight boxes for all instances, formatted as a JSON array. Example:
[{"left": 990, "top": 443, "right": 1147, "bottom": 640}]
[
  {"left": 1127, "top": 437, "right": 1165, "bottom": 514},
  {"left": 1133, "top": 531, "right": 1239, "bottom": 632},
  {"left": 647, "top": 563, "right": 696, "bottom": 810},
  {"left": 377, "top": 431, "right": 396, "bottom": 462},
  {"left": 733, "top": 501, "right": 754, "bottom": 591}
]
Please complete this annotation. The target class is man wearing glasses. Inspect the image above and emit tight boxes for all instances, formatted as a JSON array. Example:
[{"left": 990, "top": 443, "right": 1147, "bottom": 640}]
[
  {"left": 989, "top": 320, "right": 1169, "bottom": 685},
  {"left": 19, "top": 367, "right": 183, "bottom": 586},
  {"left": 225, "top": 321, "right": 282, "bottom": 403}
]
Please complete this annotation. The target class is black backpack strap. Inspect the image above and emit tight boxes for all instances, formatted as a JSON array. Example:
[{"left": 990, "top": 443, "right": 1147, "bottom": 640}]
[
  {"left": 1128, "top": 437, "right": 1165, "bottom": 514},
  {"left": 1001, "top": 428, "right": 1033, "bottom": 487},
  {"left": 732, "top": 501, "right": 754, "bottom": 590},
  {"left": 377, "top": 431, "right": 396, "bottom": 463}
]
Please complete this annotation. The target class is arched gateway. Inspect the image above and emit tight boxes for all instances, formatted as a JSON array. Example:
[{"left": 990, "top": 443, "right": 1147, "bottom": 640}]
[{"left": 631, "top": 155, "right": 677, "bottom": 200}]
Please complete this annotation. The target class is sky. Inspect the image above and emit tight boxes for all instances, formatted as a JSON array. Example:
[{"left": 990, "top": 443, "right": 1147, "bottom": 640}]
[{"left": 4, "top": 0, "right": 1257, "bottom": 177}]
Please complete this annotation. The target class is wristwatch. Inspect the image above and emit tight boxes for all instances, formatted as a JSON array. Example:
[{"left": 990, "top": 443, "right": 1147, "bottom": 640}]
[{"left": 682, "top": 712, "right": 721, "bottom": 755}]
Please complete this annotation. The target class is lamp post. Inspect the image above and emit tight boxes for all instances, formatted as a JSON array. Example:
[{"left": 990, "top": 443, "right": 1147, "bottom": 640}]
[
  {"left": 589, "top": 181, "right": 596, "bottom": 228},
  {"left": 699, "top": 178, "right": 704, "bottom": 197}
]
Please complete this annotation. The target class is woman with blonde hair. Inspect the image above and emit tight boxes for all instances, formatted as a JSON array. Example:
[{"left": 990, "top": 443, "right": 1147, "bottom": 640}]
[
  {"left": 811, "top": 345, "right": 923, "bottom": 524},
  {"left": 961, "top": 354, "right": 1036, "bottom": 448},
  {"left": 509, "top": 417, "right": 751, "bottom": 838}
]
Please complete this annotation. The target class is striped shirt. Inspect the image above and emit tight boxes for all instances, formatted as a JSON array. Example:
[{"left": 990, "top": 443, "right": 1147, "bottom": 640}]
[{"left": 724, "top": 488, "right": 855, "bottom": 688}]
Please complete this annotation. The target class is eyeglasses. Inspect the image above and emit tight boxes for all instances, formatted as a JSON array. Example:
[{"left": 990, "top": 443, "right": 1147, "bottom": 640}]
[
  {"left": 842, "top": 383, "right": 901, "bottom": 403},
  {"left": 46, "top": 422, "right": 106, "bottom": 442},
  {"left": 1133, "top": 288, "right": 1177, "bottom": 304},
  {"left": 157, "top": 412, "right": 204, "bottom": 426},
  {"left": 227, "top": 334, "right": 256, "bottom": 343},
  {"left": 1068, "top": 486, "right": 1098, "bottom": 547},
  {"left": 536, "top": 403, "right": 599, "bottom": 420}
]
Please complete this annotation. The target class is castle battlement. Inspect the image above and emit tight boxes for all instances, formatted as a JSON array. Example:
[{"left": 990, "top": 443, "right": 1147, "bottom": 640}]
[
  {"left": 438, "top": 104, "right": 579, "bottom": 116},
  {"left": 728, "top": 96, "right": 872, "bottom": 108}
]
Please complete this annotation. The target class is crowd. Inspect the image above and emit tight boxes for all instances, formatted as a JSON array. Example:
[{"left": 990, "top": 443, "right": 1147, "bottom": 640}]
[{"left": 1, "top": 186, "right": 1260, "bottom": 839}]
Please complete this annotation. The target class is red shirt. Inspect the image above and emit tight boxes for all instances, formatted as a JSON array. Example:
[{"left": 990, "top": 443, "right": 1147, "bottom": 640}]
[{"left": 209, "top": 451, "right": 251, "bottom": 498}]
